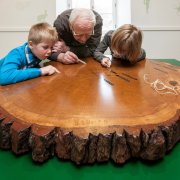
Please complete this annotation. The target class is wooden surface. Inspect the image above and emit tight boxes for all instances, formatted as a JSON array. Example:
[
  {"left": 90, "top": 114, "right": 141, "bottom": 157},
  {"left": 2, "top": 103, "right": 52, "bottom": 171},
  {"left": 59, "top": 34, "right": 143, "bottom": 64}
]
[{"left": 0, "top": 58, "right": 179, "bottom": 164}]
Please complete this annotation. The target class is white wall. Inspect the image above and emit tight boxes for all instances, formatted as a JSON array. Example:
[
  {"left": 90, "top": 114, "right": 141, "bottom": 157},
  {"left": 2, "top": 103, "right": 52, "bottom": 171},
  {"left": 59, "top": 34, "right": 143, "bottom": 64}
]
[
  {"left": 116, "top": 0, "right": 131, "bottom": 28},
  {"left": 56, "top": 0, "right": 69, "bottom": 15},
  {"left": 0, "top": 0, "right": 56, "bottom": 58},
  {"left": 131, "top": 0, "right": 180, "bottom": 60}
]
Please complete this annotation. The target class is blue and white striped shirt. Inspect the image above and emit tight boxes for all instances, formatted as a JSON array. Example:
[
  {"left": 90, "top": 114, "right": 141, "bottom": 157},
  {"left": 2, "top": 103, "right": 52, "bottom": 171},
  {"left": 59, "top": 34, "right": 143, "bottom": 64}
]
[{"left": 0, "top": 42, "right": 41, "bottom": 85}]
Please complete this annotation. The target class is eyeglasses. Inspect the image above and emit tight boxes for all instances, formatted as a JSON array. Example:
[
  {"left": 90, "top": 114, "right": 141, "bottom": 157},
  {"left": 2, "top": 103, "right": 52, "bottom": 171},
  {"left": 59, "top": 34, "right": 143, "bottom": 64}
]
[{"left": 71, "top": 27, "right": 94, "bottom": 37}]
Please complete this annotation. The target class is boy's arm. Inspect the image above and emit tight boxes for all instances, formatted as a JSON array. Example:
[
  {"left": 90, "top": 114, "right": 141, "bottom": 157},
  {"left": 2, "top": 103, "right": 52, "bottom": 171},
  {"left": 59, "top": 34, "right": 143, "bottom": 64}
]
[
  {"left": 93, "top": 31, "right": 111, "bottom": 62},
  {"left": 0, "top": 50, "right": 41, "bottom": 85}
]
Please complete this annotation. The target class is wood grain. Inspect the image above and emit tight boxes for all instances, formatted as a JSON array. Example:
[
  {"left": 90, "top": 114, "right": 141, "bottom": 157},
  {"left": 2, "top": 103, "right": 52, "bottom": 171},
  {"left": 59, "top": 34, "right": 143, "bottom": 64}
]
[{"left": 0, "top": 58, "right": 179, "bottom": 164}]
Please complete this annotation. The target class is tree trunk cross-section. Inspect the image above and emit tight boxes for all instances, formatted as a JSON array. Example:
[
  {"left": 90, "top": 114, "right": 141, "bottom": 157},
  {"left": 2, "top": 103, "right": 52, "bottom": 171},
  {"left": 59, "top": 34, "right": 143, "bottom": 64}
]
[{"left": 0, "top": 58, "right": 179, "bottom": 165}]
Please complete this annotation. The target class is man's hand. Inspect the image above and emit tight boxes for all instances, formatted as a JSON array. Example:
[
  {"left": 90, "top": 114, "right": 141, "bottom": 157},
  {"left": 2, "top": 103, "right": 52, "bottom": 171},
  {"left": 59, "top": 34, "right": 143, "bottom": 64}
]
[
  {"left": 101, "top": 58, "right": 111, "bottom": 68},
  {"left": 40, "top": 65, "right": 60, "bottom": 76},
  {"left": 57, "top": 51, "right": 79, "bottom": 64},
  {"left": 52, "top": 40, "right": 70, "bottom": 53}
]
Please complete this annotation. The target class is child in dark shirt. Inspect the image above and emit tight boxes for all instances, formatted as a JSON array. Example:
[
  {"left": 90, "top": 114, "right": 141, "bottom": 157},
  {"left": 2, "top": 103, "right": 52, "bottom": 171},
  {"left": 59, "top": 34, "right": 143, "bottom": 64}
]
[{"left": 94, "top": 24, "right": 146, "bottom": 67}]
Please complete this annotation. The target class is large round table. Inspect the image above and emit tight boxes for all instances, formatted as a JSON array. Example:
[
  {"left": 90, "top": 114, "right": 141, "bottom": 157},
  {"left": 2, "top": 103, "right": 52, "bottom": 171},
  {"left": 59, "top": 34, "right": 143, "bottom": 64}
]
[{"left": 0, "top": 58, "right": 179, "bottom": 164}]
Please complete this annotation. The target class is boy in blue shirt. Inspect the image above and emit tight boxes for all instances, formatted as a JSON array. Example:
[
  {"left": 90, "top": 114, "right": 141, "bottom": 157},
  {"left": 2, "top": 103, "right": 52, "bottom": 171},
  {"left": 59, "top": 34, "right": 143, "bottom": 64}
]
[{"left": 0, "top": 22, "right": 60, "bottom": 85}]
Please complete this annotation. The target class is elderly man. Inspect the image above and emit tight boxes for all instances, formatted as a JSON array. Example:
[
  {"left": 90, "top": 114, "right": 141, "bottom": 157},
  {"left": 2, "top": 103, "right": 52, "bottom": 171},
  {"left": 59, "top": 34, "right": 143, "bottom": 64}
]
[{"left": 50, "top": 8, "right": 103, "bottom": 64}]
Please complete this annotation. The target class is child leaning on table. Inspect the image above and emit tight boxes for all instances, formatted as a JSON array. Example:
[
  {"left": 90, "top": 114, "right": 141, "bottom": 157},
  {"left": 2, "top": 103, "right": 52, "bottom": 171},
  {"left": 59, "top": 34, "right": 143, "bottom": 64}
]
[
  {"left": 0, "top": 22, "right": 60, "bottom": 85},
  {"left": 93, "top": 24, "right": 146, "bottom": 67}
]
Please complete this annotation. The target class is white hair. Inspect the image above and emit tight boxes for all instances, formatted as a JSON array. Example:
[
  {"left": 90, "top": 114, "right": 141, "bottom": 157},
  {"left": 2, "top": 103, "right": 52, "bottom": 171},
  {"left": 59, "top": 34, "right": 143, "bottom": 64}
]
[{"left": 69, "top": 8, "right": 96, "bottom": 26}]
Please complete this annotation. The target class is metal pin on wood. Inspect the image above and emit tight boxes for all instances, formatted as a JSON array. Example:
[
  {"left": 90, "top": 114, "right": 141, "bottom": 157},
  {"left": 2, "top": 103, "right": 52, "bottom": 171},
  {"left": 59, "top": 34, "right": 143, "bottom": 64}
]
[{"left": 78, "top": 59, "right": 86, "bottom": 64}]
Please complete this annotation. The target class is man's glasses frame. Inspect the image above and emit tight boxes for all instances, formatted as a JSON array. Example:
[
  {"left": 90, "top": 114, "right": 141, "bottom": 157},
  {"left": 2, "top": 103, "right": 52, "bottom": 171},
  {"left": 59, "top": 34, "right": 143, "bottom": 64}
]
[{"left": 71, "top": 26, "right": 94, "bottom": 37}]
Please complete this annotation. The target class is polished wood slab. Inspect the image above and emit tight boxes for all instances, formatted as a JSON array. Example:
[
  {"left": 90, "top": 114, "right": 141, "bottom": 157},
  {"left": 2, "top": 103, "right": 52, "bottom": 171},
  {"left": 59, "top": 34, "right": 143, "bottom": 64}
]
[{"left": 0, "top": 58, "right": 179, "bottom": 164}]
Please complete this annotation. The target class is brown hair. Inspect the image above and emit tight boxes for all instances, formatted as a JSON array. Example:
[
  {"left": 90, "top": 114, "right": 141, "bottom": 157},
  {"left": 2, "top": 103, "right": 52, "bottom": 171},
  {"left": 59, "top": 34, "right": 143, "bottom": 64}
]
[
  {"left": 111, "top": 24, "right": 142, "bottom": 63},
  {"left": 28, "top": 22, "right": 58, "bottom": 44}
]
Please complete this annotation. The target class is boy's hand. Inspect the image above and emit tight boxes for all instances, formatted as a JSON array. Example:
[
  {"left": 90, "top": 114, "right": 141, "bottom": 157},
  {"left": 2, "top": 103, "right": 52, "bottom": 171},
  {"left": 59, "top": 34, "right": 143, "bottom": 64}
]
[
  {"left": 40, "top": 65, "right": 60, "bottom": 76},
  {"left": 101, "top": 58, "right": 111, "bottom": 68}
]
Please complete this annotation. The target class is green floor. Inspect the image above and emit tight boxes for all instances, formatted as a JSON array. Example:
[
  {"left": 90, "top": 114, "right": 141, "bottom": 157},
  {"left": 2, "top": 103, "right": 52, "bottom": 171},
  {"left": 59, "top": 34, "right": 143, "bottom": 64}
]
[
  {"left": 0, "top": 59, "right": 179, "bottom": 180},
  {"left": 0, "top": 142, "right": 180, "bottom": 180}
]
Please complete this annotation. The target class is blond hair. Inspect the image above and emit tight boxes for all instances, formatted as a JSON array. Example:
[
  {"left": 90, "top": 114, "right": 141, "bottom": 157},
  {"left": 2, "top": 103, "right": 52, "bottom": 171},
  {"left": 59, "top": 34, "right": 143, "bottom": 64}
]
[
  {"left": 28, "top": 22, "right": 58, "bottom": 44},
  {"left": 111, "top": 24, "right": 142, "bottom": 63}
]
